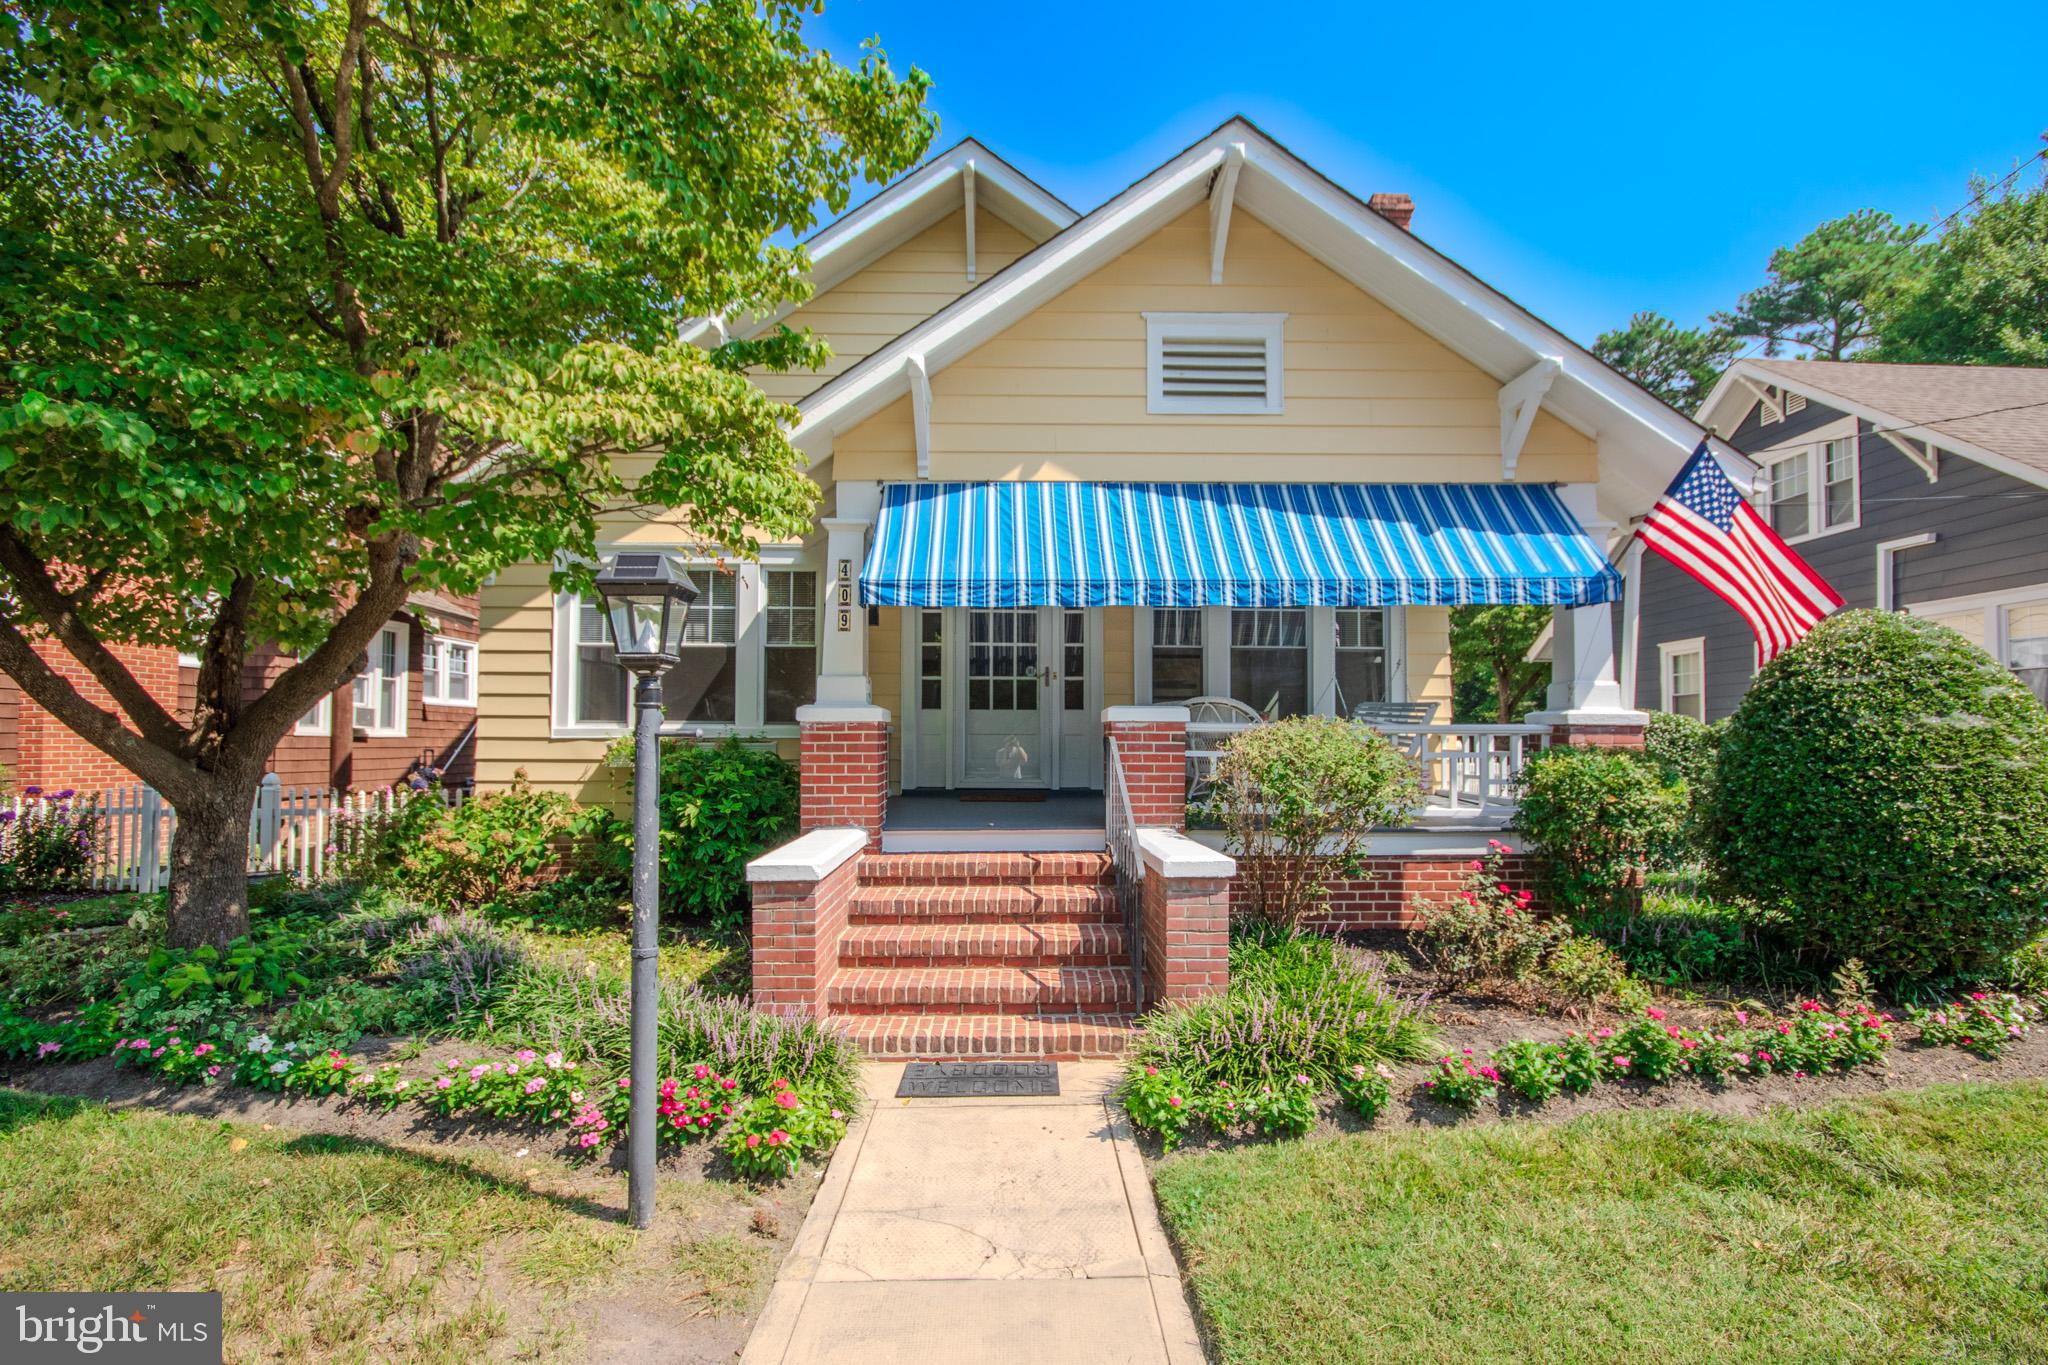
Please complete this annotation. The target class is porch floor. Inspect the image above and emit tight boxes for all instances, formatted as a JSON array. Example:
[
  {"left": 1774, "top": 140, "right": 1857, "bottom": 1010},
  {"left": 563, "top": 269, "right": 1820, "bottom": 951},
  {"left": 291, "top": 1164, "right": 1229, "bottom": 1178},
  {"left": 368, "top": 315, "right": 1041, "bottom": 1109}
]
[{"left": 881, "top": 791, "right": 1106, "bottom": 853}]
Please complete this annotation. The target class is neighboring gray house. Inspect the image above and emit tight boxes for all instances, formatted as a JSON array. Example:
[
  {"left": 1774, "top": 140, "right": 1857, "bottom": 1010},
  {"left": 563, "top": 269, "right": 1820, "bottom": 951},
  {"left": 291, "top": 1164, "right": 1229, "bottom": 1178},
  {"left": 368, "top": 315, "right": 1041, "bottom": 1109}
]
[{"left": 1629, "top": 359, "right": 2048, "bottom": 720}]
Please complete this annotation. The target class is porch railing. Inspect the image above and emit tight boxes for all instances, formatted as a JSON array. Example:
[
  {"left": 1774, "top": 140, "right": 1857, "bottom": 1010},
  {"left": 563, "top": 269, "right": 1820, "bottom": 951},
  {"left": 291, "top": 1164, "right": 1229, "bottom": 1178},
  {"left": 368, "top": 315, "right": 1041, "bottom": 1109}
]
[
  {"left": 1104, "top": 735, "right": 1144, "bottom": 1006},
  {"left": 3, "top": 779, "right": 462, "bottom": 893},
  {"left": 1187, "top": 719, "right": 1551, "bottom": 825}
]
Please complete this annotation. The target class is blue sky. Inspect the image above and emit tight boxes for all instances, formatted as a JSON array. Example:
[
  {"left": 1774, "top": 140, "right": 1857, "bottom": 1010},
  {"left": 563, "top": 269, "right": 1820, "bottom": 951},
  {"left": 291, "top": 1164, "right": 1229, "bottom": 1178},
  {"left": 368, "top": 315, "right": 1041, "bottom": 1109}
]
[{"left": 806, "top": 0, "right": 2048, "bottom": 347}]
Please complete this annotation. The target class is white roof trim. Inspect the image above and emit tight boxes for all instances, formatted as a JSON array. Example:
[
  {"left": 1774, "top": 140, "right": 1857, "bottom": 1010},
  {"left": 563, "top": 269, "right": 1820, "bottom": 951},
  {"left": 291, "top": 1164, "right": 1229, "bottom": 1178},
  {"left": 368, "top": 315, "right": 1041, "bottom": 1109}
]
[
  {"left": 680, "top": 138, "right": 1076, "bottom": 348},
  {"left": 791, "top": 118, "right": 1721, "bottom": 517},
  {"left": 1700, "top": 359, "right": 2048, "bottom": 493}
]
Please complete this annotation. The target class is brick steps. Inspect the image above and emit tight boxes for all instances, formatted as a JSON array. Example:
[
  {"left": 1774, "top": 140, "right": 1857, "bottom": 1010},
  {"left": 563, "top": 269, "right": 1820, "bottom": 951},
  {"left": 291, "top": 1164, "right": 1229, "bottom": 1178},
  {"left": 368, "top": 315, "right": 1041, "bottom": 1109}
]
[
  {"left": 848, "top": 882, "right": 1118, "bottom": 925},
  {"left": 826, "top": 849, "right": 1135, "bottom": 1057},
  {"left": 856, "top": 852, "right": 1113, "bottom": 887},
  {"left": 835, "top": 1012, "right": 1137, "bottom": 1060},
  {"left": 827, "top": 965, "right": 1136, "bottom": 1014},
  {"left": 839, "top": 921, "right": 1126, "bottom": 968}
]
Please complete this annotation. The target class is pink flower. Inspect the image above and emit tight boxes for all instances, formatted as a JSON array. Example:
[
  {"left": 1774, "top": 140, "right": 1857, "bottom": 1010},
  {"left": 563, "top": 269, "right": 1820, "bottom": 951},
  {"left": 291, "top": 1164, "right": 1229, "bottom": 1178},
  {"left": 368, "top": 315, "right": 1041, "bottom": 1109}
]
[
  {"left": 617, "top": 1078, "right": 631, "bottom": 1090},
  {"left": 1595, "top": 1028, "right": 1614, "bottom": 1040},
  {"left": 206, "top": 1065, "right": 221, "bottom": 1077},
  {"left": 35, "top": 1041, "right": 61, "bottom": 1058},
  {"left": 1468, "top": 859, "right": 1484, "bottom": 870},
  {"left": 469, "top": 1064, "right": 489, "bottom": 1080},
  {"left": 1612, "top": 1057, "right": 1631, "bottom": 1068},
  {"left": 830, "top": 1108, "right": 844, "bottom": 1121},
  {"left": 1145, "top": 1066, "right": 1158, "bottom": 1076},
  {"left": 745, "top": 1134, "right": 761, "bottom": 1149},
  {"left": 1496, "top": 883, "right": 1512, "bottom": 896},
  {"left": 1167, "top": 1096, "right": 1182, "bottom": 1108},
  {"left": 515, "top": 1049, "right": 537, "bottom": 1063},
  {"left": 697, "top": 1115, "right": 711, "bottom": 1128},
  {"left": 774, "top": 1090, "right": 802, "bottom": 1110},
  {"left": 767, "top": 1129, "right": 790, "bottom": 1146},
  {"left": 694, "top": 1063, "right": 711, "bottom": 1080},
  {"left": 578, "top": 1133, "right": 601, "bottom": 1149},
  {"left": 1734, "top": 1011, "right": 1749, "bottom": 1025},
  {"left": 1459, "top": 891, "right": 1477, "bottom": 905},
  {"left": 436, "top": 1076, "right": 453, "bottom": 1090},
  {"left": 1645, "top": 1008, "right": 1666, "bottom": 1021},
  {"left": 525, "top": 1078, "right": 546, "bottom": 1094},
  {"left": 1294, "top": 1073, "right": 1311, "bottom": 1086},
  {"left": 545, "top": 1052, "right": 564, "bottom": 1069},
  {"left": 193, "top": 1042, "right": 215, "bottom": 1056}
]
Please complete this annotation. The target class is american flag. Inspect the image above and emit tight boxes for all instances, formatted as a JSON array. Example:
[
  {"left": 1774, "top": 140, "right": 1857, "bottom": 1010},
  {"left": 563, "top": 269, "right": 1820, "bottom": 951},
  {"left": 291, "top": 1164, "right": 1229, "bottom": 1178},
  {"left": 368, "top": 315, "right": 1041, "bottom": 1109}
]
[{"left": 1639, "top": 441, "right": 1844, "bottom": 665}]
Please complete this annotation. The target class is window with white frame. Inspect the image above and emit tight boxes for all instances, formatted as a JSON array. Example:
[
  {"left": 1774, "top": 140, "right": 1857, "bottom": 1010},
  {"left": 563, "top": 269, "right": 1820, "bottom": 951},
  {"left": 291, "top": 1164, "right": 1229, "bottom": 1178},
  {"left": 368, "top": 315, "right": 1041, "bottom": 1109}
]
[
  {"left": 1910, "top": 590, "right": 2048, "bottom": 705},
  {"left": 1333, "top": 608, "right": 1389, "bottom": 714},
  {"left": 296, "top": 695, "right": 332, "bottom": 737},
  {"left": 1754, "top": 435, "right": 1858, "bottom": 541},
  {"left": 1144, "top": 312, "right": 1285, "bottom": 414},
  {"left": 353, "top": 624, "right": 407, "bottom": 736},
  {"left": 1149, "top": 609, "right": 1204, "bottom": 703},
  {"left": 557, "top": 562, "right": 806, "bottom": 734},
  {"left": 1659, "top": 638, "right": 1706, "bottom": 721},
  {"left": 1230, "top": 609, "right": 1307, "bottom": 719},
  {"left": 422, "top": 636, "right": 477, "bottom": 706},
  {"left": 762, "top": 569, "right": 818, "bottom": 723}
]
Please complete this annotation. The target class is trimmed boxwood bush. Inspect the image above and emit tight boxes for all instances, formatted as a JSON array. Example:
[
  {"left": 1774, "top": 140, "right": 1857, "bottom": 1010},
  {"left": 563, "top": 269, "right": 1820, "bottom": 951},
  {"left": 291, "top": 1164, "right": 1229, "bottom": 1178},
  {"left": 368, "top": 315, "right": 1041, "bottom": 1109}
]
[
  {"left": 1514, "top": 746, "right": 1684, "bottom": 914},
  {"left": 1707, "top": 609, "right": 2048, "bottom": 983},
  {"left": 1642, "top": 710, "right": 1718, "bottom": 791}
]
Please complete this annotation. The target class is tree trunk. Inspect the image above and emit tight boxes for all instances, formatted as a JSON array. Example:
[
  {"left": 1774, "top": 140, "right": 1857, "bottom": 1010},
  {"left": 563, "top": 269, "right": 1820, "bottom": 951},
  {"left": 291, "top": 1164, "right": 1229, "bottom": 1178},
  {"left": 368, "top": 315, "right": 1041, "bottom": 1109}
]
[{"left": 165, "top": 779, "right": 259, "bottom": 950}]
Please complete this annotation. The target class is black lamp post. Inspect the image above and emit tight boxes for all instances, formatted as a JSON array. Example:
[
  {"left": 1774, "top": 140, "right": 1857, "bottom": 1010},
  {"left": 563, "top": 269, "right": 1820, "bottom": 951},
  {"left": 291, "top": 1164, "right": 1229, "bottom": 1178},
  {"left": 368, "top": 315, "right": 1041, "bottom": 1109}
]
[{"left": 592, "top": 552, "right": 698, "bottom": 1229}]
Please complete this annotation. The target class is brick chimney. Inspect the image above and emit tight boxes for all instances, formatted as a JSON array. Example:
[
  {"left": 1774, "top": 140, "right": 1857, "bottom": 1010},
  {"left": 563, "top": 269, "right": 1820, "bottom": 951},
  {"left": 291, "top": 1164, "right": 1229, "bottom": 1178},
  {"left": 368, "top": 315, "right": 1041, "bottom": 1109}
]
[{"left": 1368, "top": 193, "right": 1415, "bottom": 231}]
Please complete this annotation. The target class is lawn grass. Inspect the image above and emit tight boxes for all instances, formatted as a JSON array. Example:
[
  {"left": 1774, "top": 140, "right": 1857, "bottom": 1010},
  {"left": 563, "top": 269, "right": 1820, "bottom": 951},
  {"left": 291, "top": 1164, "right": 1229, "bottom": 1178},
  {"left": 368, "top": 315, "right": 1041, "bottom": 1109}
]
[
  {"left": 0, "top": 1087, "right": 766, "bottom": 1362},
  {"left": 1153, "top": 1081, "right": 2048, "bottom": 1364}
]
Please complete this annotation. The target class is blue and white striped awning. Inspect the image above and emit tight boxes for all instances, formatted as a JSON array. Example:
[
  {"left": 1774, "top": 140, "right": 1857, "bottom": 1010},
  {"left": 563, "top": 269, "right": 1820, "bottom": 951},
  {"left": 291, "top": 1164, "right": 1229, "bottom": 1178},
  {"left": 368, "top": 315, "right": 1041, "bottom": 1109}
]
[{"left": 860, "top": 481, "right": 1621, "bottom": 608}]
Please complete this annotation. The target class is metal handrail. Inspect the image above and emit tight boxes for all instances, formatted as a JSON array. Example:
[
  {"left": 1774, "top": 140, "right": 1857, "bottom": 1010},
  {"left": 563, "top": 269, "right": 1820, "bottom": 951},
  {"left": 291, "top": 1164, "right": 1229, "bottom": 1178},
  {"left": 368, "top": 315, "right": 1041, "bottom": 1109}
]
[{"left": 1104, "top": 735, "right": 1145, "bottom": 1009}]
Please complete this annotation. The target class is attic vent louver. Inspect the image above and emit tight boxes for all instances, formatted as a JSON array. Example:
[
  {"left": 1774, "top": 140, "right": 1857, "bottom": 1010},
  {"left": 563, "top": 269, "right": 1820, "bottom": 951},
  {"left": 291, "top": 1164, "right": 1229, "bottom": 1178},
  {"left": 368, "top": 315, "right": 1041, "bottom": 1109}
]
[{"left": 1145, "top": 312, "right": 1285, "bottom": 415}]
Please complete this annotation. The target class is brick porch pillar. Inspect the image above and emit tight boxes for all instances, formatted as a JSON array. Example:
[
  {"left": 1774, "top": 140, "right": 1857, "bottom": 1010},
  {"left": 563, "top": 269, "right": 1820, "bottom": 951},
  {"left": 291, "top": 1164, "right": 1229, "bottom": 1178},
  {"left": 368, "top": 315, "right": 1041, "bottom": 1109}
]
[
  {"left": 1135, "top": 829, "right": 1234, "bottom": 1006},
  {"left": 1103, "top": 705, "right": 1189, "bottom": 831},
  {"left": 795, "top": 704, "right": 890, "bottom": 841},
  {"left": 745, "top": 828, "right": 865, "bottom": 1017},
  {"left": 1543, "top": 720, "right": 1646, "bottom": 749}
]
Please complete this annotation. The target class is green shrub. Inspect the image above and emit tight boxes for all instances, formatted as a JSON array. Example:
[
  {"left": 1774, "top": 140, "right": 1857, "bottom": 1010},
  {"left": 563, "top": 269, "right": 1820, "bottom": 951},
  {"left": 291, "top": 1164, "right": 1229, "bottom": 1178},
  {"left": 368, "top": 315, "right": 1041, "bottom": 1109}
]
[
  {"left": 2008, "top": 934, "right": 2048, "bottom": 996},
  {"left": 1411, "top": 844, "right": 1562, "bottom": 985},
  {"left": 1128, "top": 928, "right": 1434, "bottom": 1096},
  {"left": 396, "top": 775, "right": 624, "bottom": 912},
  {"left": 628, "top": 737, "right": 798, "bottom": 934},
  {"left": 1538, "top": 935, "right": 1648, "bottom": 1012},
  {"left": 0, "top": 789, "right": 99, "bottom": 894},
  {"left": 1642, "top": 711, "right": 1718, "bottom": 790},
  {"left": 1707, "top": 609, "right": 2048, "bottom": 983},
  {"left": 1573, "top": 885, "right": 1817, "bottom": 991},
  {"left": 1202, "top": 716, "right": 1421, "bottom": 929},
  {"left": 1515, "top": 745, "right": 1685, "bottom": 914}
]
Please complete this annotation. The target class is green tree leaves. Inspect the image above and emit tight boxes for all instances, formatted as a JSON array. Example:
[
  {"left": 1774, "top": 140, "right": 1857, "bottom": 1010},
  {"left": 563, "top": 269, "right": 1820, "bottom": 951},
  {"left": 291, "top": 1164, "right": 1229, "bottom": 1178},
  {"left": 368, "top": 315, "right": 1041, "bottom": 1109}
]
[
  {"left": 1591, "top": 312, "right": 1737, "bottom": 413},
  {"left": 1711, "top": 209, "right": 1928, "bottom": 361},
  {"left": 1872, "top": 174, "right": 2048, "bottom": 366}
]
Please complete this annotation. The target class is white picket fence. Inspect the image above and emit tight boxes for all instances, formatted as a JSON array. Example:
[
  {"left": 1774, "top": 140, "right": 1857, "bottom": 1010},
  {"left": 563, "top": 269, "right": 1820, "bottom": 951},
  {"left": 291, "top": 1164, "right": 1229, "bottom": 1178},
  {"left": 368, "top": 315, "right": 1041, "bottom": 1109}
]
[{"left": 3, "top": 779, "right": 460, "bottom": 893}]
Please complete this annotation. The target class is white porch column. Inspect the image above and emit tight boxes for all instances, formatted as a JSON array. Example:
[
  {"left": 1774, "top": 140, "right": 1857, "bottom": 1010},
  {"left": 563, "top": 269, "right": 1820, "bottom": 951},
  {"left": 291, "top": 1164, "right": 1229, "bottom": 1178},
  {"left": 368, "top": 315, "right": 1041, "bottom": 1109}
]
[
  {"left": 1525, "top": 484, "right": 1647, "bottom": 745},
  {"left": 816, "top": 481, "right": 881, "bottom": 707}
]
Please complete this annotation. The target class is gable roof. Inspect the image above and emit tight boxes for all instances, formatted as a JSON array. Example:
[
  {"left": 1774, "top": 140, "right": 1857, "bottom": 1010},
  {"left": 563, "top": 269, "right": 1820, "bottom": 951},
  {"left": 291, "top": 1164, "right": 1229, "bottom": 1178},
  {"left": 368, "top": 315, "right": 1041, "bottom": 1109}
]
[
  {"left": 790, "top": 116, "right": 1727, "bottom": 518},
  {"left": 680, "top": 137, "right": 1076, "bottom": 348},
  {"left": 1701, "top": 358, "right": 2048, "bottom": 488}
]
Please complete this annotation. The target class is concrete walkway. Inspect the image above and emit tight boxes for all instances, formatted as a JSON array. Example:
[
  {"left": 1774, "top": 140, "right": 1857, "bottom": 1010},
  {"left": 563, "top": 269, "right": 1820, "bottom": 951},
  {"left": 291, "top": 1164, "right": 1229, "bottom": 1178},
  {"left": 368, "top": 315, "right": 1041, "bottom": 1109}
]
[{"left": 742, "top": 1062, "right": 1205, "bottom": 1364}]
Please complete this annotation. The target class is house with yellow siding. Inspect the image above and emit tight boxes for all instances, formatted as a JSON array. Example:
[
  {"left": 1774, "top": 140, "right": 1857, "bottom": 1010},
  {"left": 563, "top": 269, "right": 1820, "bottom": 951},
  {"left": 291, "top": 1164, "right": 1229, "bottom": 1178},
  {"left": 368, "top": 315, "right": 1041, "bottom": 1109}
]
[{"left": 476, "top": 119, "right": 1739, "bottom": 1056}]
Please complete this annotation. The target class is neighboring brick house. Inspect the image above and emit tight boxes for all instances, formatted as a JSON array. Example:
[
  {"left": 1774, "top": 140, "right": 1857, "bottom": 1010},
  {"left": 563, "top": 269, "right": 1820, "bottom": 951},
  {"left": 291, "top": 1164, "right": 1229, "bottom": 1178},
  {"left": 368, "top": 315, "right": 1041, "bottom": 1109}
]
[{"left": 0, "top": 594, "right": 479, "bottom": 795}]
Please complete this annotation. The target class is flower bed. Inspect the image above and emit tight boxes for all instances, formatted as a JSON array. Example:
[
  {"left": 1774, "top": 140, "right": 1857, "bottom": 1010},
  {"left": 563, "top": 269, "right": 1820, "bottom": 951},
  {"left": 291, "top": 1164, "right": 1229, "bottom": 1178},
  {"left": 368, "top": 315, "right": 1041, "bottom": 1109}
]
[{"left": 90, "top": 1028, "right": 846, "bottom": 1177}]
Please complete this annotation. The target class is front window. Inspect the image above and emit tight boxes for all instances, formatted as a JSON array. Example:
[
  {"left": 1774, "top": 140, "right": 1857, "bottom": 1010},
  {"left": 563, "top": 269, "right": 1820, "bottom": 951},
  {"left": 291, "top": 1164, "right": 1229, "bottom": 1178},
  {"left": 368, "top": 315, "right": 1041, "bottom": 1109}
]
[
  {"left": 422, "top": 636, "right": 476, "bottom": 706},
  {"left": 1150, "top": 609, "right": 1204, "bottom": 703},
  {"left": 563, "top": 569, "right": 739, "bottom": 729},
  {"left": 296, "top": 695, "right": 331, "bottom": 737},
  {"left": 1758, "top": 436, "right": 1858, "bottom": 541},
  {"left": 1230, "top": 609, "right": 1307, "bottom": 719},
  {"left": 1661, "top": 641, "right": 1705, "bottom": 721},
  {"left": 763, "top": 570, "right": 818, "bottom": 723},
  {"left": 1333, "top": 608, "right": 1388, "bottom": 715},
  {"left": 2004, "top": 603, "right": 2048, "bottom": 704},
  {"left": 352, "top": 625, "right": 406, "bottom": 735}
]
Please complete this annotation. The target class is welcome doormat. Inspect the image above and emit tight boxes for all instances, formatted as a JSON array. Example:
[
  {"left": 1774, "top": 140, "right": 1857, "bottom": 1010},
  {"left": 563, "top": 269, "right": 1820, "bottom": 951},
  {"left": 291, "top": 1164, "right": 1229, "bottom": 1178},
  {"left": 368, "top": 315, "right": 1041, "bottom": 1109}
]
[{"left": 896, "top": 1061, "right": 1060, "bottom": 1097}]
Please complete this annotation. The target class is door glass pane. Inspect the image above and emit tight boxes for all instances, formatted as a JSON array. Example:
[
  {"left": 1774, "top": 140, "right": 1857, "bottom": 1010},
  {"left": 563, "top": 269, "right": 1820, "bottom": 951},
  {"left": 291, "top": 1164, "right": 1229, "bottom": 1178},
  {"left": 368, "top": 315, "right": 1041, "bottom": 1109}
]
[{"left": 962, "top": 609, "right": 1043, "bottom": 783}]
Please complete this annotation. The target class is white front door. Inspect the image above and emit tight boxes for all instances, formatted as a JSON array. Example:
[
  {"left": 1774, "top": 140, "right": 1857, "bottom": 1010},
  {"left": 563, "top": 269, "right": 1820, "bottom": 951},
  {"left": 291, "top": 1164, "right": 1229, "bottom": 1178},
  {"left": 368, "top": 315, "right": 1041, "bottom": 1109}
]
[{"left": 949, "top": 607, "right": 1101, "bottom": 789}]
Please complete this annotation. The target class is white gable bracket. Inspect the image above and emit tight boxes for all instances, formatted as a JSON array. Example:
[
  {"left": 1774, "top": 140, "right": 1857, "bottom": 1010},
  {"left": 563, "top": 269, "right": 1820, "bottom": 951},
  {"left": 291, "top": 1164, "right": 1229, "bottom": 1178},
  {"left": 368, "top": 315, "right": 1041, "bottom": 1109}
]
[
  {"left": 1498, "top": 357, "right": 1562, "bottom": 480},
  {"left": 1734, "top": 374, "right": 1785, "bottom": 425},
  {"left": 1208, "top": 142, "right": 1245, "bottom": 285},
  {"left": 1877, "top": 428, "right": 1939, "bottom": 482},
  {"left": 962, "top": 159, "right": 978, "bottom": 283},
  {"left": 906, "top": 352, "right": 933, "bottom": 479}
]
